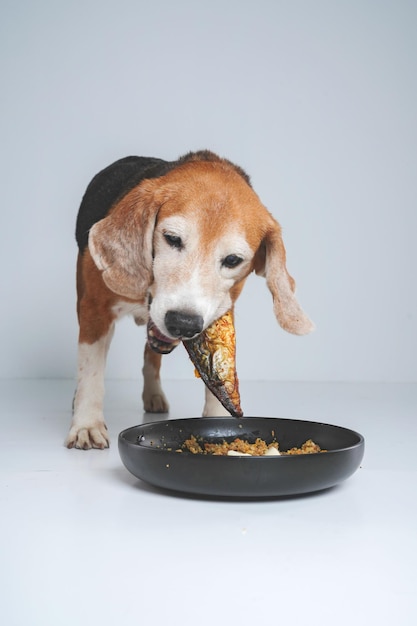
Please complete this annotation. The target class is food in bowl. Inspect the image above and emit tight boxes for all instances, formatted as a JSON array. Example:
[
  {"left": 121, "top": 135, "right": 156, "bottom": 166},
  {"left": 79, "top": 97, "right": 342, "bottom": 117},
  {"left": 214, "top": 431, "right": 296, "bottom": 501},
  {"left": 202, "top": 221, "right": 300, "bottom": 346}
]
[{"left": 181, "top": 435, "right": 325, "bottom": 456}]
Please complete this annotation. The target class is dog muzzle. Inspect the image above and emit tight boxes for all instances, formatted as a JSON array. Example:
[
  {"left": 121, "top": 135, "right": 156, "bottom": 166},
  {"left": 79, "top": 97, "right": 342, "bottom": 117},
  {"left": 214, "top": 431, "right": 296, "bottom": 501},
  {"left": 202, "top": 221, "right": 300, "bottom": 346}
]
[{"left": 147, "top": 319, "right": 180, "bottom": 354}]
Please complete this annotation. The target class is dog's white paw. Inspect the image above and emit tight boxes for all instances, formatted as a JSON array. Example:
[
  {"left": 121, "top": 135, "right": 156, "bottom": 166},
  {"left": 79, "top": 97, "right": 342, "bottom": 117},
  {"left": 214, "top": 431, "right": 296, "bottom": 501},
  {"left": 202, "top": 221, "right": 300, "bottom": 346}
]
[
  {"left": 66, "top": 422, "right": 109, "bottom": 450},
  {"left": 143, "top": 391, "right": 170, "bottom": 413}
]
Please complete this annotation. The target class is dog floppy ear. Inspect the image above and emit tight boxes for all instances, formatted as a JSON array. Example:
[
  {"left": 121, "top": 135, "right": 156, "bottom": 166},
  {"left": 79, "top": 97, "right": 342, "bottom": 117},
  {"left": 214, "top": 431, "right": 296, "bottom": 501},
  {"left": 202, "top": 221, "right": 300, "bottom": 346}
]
[
  {"left": 254, "top": 218, "right": 315, "bottom": 335},
  {"left": 88, "top": 182, "right": 159, "bottom": 300}
]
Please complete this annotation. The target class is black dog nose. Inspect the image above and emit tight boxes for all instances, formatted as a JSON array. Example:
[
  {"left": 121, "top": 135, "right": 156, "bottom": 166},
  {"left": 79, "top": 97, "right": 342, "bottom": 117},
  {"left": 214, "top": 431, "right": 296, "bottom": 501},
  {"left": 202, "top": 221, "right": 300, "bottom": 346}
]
[{"left": 165, "top": 311, "right": 204, "bottom": 339}]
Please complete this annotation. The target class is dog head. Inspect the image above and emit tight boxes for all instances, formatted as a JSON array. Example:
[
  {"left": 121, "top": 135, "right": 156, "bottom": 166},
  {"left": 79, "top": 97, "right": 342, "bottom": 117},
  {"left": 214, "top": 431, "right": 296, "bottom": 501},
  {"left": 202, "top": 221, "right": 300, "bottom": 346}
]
[{"left": 89, "top": 153, "right": 314, "bottom": 352}]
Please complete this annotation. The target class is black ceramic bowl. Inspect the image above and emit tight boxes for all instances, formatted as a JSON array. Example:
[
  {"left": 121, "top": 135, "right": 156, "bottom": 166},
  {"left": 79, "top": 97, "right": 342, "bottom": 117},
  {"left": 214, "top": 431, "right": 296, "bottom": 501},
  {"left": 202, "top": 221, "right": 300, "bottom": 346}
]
[{"left": 118, "top": 417, "right": 364, "bottom": 498}]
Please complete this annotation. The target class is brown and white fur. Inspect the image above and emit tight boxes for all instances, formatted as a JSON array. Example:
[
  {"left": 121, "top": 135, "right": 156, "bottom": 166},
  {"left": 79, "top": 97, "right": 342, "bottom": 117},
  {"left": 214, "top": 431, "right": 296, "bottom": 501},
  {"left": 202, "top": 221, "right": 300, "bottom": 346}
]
[{"left": 66, "top": 151, "right": 314, "bottom": 449}]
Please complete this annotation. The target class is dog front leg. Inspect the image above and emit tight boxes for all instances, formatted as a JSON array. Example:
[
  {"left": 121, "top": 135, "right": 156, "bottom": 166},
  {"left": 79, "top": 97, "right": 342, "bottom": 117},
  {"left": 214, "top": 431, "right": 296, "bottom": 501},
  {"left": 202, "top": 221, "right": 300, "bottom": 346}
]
[
  {"left": 202, "top": 386, "right": 229, "bottom": 417},
  {"left": 142, "top": 343, "right": 169, "bottom": 413},
  {"left": 66, "top": 325, "right": 114, "bottom": 449}
]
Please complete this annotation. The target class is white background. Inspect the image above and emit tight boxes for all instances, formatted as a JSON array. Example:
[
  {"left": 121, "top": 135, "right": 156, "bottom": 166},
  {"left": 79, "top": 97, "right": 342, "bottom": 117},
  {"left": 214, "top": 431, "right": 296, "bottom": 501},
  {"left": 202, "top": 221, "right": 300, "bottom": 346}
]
[{"left": 1, "top": 0, "right": 416, "bottom": 383}]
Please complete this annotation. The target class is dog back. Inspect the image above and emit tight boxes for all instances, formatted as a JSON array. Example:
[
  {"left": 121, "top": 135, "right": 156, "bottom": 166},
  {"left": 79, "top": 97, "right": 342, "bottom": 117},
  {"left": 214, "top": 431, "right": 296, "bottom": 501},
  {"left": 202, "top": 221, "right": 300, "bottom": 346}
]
[{"left": 75, "top": 156, "right": 173, "bottom": 251}]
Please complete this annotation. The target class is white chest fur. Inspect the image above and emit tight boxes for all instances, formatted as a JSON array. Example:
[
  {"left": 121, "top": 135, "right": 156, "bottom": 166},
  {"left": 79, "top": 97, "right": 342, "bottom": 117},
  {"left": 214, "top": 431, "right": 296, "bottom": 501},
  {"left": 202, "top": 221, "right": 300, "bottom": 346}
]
[{"left": 111, "top": 301, "right": 149, "bottom": 325}]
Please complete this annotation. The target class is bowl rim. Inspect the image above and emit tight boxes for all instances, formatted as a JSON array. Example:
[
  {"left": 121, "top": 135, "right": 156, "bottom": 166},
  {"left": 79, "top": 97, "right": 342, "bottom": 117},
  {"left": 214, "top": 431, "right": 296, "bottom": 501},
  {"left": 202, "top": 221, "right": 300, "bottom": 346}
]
[{"left": 118, "top": 416, "right": 365, "bottom": 456}]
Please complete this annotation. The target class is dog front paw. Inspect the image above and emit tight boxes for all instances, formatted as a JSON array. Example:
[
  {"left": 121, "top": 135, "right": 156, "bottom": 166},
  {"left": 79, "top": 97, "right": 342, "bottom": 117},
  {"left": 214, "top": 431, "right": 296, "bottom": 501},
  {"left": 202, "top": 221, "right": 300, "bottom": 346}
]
[
  {"left": 143, "top": 391, "right": 170, "bottom": 413},
  {"left": 66, "top": 422, "right": 109, "bottom": 450}
]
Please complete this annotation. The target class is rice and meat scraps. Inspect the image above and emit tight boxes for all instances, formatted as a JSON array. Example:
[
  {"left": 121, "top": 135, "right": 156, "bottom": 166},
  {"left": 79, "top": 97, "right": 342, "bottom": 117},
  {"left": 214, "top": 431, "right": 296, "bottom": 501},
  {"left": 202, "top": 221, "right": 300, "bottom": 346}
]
[
  {"left": 182, "top": 435, "right": 325, "bottom": 456},
  {"left": 183, "top": 435, "right": 279, "bottom": 456},
  {"left": 285, "top": 439, "right": 323, "bottom": 455}
]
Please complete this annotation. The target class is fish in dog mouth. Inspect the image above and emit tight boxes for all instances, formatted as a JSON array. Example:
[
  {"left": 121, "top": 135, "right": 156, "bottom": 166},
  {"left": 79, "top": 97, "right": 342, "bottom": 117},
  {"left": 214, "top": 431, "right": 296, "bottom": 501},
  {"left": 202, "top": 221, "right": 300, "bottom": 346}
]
[{"left": 147, "top": 319, "right": 180, "bottom": 354}]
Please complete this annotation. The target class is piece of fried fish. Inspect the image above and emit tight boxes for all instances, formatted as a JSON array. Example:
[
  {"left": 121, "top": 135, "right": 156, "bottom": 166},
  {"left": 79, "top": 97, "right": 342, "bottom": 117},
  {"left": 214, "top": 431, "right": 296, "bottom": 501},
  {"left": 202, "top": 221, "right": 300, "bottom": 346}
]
[{"left": 183, "top": 310, "right": 243, "bottom": 417}]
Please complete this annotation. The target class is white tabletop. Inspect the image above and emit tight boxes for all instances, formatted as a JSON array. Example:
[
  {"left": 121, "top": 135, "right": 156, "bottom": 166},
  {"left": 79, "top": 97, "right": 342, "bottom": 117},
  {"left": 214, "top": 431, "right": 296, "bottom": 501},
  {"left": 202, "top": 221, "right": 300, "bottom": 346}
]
[{"left": 1, "top": 379, "right": 416, "bottom": 626}]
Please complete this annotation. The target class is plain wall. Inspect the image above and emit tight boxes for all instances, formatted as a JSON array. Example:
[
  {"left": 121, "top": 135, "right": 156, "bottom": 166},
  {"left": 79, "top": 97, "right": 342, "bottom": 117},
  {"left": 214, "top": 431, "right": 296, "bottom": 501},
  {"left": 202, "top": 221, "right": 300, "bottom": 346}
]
[{"left": 1, "top": 0, "right": 416, "bottom": 382}]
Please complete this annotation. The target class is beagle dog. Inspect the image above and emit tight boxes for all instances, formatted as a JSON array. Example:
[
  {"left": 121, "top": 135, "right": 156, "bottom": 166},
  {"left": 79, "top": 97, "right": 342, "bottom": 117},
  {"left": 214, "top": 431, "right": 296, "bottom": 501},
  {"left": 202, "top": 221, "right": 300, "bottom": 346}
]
[{"left": 66, "top": 150, "right": 314, "bottom": 449}]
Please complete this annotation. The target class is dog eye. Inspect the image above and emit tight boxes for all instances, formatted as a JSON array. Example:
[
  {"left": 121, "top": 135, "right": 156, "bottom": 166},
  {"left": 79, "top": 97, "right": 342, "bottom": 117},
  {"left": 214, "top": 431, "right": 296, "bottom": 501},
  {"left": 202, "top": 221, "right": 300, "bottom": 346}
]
[
  {"left": 164, "top": 233, "right": 183, "bottom": 249},
  {"left": 222, "top": 254, "right": 243, "bottom": 268}
]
